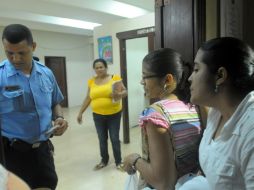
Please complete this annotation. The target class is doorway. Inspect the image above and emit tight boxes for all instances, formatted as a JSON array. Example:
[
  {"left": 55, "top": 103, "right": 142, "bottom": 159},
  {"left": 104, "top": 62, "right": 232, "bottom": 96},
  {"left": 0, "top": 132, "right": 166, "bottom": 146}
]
[
  {"left": 117, "top": 27, "right": 155, "bottom": 143},
  {"left": 126, "top": 37, "right": 149, "bottom": 128},
  {"left": 45, "top": 56, "right": 68, "bottom": 107}
]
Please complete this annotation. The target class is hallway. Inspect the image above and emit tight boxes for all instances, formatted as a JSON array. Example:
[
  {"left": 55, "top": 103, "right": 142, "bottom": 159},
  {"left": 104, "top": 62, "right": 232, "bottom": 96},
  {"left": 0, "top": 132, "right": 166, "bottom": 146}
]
[{"left": 51, "top": 106, "right": 140, "bottom": 190}]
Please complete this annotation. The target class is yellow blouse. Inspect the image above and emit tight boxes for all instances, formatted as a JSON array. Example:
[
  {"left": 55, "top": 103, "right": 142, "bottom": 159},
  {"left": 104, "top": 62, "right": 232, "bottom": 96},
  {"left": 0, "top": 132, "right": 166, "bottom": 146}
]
[{"left": 88, "top": 74, "right": 122, "bottom": 115}]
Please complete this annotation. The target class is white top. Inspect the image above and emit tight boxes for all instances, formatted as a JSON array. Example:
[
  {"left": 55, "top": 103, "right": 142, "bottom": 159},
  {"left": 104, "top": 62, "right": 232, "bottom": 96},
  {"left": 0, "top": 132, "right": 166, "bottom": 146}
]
[
  {"left": 0, "top": 164, "right": 8, "bottom": 190},
  {"left": 199, "top": 91, "right": 254, "bottom": 190}
]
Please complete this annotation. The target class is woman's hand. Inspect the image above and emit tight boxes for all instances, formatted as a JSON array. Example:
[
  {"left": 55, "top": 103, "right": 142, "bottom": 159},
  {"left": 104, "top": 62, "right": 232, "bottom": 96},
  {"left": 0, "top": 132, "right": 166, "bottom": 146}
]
[
  {"left": 123, "top": 153, "right": 141, "bottom": 175},
  {"left": 112, "top": 91, "right": 123, "bottom": 101},
  {"left": 112, "top": 81, "right": 127, "bottom": 101},
  {"left": 77, "top": 113, "right": 83, "bottom": 124}
]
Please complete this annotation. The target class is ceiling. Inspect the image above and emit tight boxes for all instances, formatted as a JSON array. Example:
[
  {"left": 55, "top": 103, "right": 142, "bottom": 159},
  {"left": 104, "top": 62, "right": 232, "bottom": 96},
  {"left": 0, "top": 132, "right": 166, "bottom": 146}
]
[{"left": 0, "top": 0, "right": 154, "bottom": 36}]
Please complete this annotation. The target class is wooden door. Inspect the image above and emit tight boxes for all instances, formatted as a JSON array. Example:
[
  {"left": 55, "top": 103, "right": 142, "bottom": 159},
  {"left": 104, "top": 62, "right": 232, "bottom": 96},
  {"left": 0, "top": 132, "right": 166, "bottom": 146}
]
[
  {"left": 45, "top": 56, "right": 68, "bottom": 107},
  {"left": 243, "top": 0, "right": 254, "bottom": 48},
  {"left": 155, "top": 0, "right": 205, "bottom": 63}
]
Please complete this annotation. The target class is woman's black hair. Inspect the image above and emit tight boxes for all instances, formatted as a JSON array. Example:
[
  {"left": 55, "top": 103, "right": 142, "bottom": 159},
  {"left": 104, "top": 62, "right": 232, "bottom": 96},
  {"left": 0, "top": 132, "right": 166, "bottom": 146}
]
[
  {"left": 199, "top": 37, "right": 254, "bottom": 95},
  {"left": 2, "top": 24, "right": 33, "bottom": 45},
  {"left": 93, "top": 58, "right": 108, "bottom": 68},
  {"left": 143, "top": 48, "right": 192, "bottom": 103}
]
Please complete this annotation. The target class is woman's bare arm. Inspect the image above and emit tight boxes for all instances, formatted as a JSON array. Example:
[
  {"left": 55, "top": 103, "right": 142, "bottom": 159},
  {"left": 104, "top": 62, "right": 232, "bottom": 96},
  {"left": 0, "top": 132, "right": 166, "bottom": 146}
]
[
  {"left": 77, "top": 88, "right": 91, "bottom": 124},
  {"left": 135, "top": 122, "right": 177, "bottom": 190}
]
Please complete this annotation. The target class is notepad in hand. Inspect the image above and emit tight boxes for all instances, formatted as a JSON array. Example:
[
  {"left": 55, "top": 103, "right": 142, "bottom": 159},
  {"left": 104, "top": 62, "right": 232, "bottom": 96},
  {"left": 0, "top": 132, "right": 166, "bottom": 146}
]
[
  {"left": 112, "top": 80, "right": 122, "bottom": 103},
  {"left": 45, "top": 125, "right": 61, "bottom": 135}
]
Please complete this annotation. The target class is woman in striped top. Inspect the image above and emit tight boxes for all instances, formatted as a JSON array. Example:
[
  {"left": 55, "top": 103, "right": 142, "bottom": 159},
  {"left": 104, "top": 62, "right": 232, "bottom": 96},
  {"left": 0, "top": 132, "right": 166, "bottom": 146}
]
[{"left": 123, "top": 48, "right": 202, "bottom": 190}]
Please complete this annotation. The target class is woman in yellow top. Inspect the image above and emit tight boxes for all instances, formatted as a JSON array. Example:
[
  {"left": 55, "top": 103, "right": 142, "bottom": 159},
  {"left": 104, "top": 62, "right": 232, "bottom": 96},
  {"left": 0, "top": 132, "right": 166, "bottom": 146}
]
[{"left": 77, "top": 58, "right": 127, "bottom": 170}]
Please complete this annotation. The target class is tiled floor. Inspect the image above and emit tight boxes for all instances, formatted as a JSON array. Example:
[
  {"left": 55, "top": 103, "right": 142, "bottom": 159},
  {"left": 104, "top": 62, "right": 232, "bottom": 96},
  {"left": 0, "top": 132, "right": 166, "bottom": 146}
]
[{"left": 51, "top": 106, "right": 141, "bottom": 190}]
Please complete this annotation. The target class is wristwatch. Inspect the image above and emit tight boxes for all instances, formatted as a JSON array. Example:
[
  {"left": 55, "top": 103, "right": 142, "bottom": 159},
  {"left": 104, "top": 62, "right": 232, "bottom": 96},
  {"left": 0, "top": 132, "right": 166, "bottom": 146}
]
[
  {"left": 132, "top": 156, "right": 142, "bottom": 170},
  {"left": 54, "top": 116, "right": 65, "bottom": 121}
]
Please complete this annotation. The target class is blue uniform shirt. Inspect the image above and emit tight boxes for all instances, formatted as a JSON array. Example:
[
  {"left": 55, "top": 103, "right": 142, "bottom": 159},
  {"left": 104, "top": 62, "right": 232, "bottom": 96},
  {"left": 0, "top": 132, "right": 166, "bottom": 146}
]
[{"left": 0, "top": 59, "right": 64, "bottom": 143}]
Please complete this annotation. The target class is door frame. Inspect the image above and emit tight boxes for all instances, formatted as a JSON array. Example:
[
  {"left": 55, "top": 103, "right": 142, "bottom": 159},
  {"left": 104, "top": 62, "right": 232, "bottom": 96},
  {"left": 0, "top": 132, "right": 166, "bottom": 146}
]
[
  {"left": 116, "top": 27, "right": 155, "bottom": 143},
  {"left": 45, "top": 56, "right": 69, "bottom": 107}
]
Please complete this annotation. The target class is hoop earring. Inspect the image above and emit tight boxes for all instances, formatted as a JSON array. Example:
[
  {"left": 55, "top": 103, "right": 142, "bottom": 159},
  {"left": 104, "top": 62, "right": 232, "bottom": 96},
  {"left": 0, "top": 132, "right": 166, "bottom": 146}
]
[
  {"left": 164, "top": 84, "right": 170, "bottom": 91},
  {"left": 214, "top": 85, "right": 219, "bottom": 93}
]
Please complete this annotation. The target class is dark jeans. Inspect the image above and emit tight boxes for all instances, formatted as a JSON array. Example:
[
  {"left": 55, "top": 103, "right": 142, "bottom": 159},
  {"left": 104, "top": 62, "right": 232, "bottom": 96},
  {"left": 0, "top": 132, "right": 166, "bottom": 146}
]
[
  {"left": 3, "top": 137, "right": 57, "bottom": 189},
  {"left": 93, "top": 111, "right": 122, "bottom": 165}
]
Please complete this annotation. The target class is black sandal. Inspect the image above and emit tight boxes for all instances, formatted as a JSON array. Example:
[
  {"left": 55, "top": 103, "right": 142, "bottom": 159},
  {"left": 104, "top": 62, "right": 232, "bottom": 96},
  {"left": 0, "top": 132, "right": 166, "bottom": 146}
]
[{"left": 93, "top": 162, "right": 107, "bottom": 171}]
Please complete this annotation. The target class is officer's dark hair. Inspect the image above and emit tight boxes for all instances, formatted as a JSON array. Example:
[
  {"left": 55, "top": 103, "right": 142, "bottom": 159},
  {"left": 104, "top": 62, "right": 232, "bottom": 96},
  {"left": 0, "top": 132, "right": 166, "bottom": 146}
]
[{"left": 2, "top": 24, "right": 33, "bottom": 45}]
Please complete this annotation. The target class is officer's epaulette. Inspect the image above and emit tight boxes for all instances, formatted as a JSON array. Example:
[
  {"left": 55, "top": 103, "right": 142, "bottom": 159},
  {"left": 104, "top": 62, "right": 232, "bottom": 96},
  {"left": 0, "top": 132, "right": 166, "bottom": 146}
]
[
  {"left": 35, "top": 61, "right": 46, "bottom": 68},
  {"left": 0, "top": 61, "right": 6, "bottom": 68}
]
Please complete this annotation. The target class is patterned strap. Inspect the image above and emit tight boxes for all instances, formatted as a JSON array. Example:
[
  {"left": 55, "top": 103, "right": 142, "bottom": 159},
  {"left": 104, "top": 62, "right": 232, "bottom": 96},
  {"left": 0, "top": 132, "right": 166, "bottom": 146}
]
[{"left": 149, "top": 103, "right": 178, "bottom": 170}]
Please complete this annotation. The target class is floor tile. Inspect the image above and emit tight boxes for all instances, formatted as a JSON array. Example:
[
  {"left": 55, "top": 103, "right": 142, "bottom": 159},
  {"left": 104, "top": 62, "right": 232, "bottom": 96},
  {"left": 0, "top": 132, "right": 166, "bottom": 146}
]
[{"left": 52, "top": 107, "right": 140, "bottom": 190}]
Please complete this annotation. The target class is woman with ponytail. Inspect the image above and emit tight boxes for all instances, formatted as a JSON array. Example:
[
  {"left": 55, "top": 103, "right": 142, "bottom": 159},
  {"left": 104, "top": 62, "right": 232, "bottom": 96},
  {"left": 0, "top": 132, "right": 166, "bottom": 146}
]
[
  {"left": 123, "top": 48, "right": 202, "bottom": 190},
  {"left": 184, "top": 37, "right": 254, "bottom": 190}
]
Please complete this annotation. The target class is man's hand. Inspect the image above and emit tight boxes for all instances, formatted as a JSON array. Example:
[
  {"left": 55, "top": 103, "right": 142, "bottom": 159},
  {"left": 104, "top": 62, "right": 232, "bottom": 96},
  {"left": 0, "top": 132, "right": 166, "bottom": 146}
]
[{"left": 53, "top": 117, "right": 68, "bottom": 136}]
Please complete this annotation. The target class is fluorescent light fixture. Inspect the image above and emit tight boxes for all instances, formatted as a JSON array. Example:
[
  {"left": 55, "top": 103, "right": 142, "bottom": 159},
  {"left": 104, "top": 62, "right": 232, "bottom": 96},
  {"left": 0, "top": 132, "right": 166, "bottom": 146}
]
[
  {"left": 45, "top": 16, "right": 101, "bottom": 30},
  {"left": 0, "top": 10, "right": 101, "bottom": 30},
  {"left": 109, "top": 1, "right": 149, "bottom": 18},
  {"left": 47, "top": 0, "right": 151, "bottom": 18}
]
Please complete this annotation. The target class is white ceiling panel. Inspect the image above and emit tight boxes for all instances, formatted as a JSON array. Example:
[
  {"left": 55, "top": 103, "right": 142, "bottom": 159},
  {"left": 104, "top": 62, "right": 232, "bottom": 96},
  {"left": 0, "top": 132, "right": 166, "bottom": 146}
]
[{"left": 0, "top": 0, "right": 154, "bottom": 36}]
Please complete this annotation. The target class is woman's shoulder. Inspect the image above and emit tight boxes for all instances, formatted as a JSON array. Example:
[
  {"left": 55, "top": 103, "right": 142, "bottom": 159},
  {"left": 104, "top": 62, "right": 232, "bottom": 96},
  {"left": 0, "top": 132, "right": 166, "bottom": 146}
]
[
  {"left": 139, "top": 105, "right": 169, "bottom": 129},
  {"left": 142, "top": 106, "right": 157, "bottom": 117},
  {"left": 143, "top": 99, "right": 180, "bottom": 117},
  {"left": 153, "top": 99, "right": 190, "bottom": 112},
  {"left": 88, "top": 77, "right": 96, "bottom": 86}
]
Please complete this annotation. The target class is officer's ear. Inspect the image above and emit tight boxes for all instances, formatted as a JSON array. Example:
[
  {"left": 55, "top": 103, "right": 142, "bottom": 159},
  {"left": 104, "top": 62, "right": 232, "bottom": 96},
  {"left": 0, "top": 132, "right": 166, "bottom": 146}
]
[{"left": 32, "top": 42, "right": 36, "bottom": 52}]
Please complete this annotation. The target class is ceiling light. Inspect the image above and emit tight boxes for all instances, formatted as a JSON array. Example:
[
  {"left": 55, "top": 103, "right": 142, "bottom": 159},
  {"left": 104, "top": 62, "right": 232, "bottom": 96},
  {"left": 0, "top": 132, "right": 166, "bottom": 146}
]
[
  {"left": 46, "top": 16, "right": 101, "bottom": 30},
  {"left": 0, "top": 10, "right": 101, "bottom": 30},
  {"left": 109, "top": 1, "right": 149, "bottom": 18}
]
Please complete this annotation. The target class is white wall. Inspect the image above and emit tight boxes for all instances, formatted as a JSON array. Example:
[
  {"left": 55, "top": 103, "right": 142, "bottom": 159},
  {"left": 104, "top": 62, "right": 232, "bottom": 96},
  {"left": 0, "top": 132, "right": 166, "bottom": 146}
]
[
  {"left": 126, "top": 37, "right": 148, "bottom": 127},
  {"left": 93, "top": 13, "right": 154, "bottom": 128},
  {"left": 0, "top": 13, "right": 154, "bottom": 107},
  {"left": 93, "top": 12, "right": 155, "bottom": 74},
  {"left": 0, "top": 26, "right": 94, "bottom": 107}
]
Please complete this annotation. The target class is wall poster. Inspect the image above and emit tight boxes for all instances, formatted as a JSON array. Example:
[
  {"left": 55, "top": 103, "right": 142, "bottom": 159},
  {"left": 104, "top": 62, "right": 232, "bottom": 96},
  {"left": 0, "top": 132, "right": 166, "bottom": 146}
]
[{"left": 97, "top": 36, "right": 113, "bottom": 64}]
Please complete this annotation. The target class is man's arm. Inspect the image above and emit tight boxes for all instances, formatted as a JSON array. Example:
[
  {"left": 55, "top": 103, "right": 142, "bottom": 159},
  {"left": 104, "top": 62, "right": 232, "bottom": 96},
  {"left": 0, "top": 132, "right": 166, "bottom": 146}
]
[{"left": 52, "top": 104, "right": 68, "bottom": 136}]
